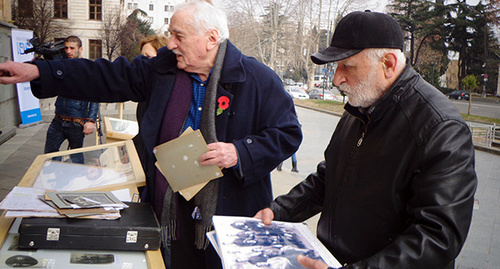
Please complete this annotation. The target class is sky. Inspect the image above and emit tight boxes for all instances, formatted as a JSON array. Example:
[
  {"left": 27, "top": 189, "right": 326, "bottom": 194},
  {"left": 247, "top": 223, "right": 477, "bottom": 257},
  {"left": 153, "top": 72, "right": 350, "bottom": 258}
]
[
  {"left": 212, "top": 0, "right": 389, "bottom": 13},
  {"left": 367, "top": 0, "right": 483, "bottom": 13},
  {"left": 369, "top": 0, "right": 389, "bottom": 12},
  {"left": 212, "top": 0, "right": 485, "bottom": 17}
]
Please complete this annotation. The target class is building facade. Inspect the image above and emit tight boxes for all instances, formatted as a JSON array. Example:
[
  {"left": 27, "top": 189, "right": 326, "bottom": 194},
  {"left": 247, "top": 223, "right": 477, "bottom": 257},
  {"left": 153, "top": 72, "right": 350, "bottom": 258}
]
[
  {"left": 51, "top": 0, "right": 123, "bottom": 60},
  {"left": 123, "top": 0, "right": 184, "bottom": 34},
  {"left": 11, "top": 0, "right": 125, "bottom": 60},
  {"left": 0, "top": 0, "right": 11, "bottom": 22}
]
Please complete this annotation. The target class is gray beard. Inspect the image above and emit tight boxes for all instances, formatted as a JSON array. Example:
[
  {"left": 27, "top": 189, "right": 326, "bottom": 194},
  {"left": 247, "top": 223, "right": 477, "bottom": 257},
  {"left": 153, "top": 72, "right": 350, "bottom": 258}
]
[{"left": 340, "top": 71, "right": 384, "bottom": 108}]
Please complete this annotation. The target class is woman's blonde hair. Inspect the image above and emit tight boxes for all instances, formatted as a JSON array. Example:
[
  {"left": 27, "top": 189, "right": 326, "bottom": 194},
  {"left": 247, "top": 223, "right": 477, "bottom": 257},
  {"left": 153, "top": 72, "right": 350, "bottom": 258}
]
[{"left": 140, "top": 34, "right": 169, "bottom": 52}]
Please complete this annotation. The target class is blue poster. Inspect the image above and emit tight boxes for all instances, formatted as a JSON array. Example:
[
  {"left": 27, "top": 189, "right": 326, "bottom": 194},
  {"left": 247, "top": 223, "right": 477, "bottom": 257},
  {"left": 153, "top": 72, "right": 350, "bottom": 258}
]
[{"left": 11, "top": 29, "right": 42, "bottom": 126}]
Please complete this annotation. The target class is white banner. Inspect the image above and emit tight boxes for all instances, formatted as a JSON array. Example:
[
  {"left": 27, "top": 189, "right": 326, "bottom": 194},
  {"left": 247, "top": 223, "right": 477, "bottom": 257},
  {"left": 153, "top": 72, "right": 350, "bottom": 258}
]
[{"left": 11, "top": 29, "right": 42, "bottom": 125}]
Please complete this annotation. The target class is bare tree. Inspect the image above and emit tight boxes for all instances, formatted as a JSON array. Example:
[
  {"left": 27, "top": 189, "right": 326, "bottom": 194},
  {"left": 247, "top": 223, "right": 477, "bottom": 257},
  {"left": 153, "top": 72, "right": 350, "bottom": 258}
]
[
  {"left": 100, "top": 4, "right": 126, "bottom": 60},
  {"left": 296, "top": 0, "right": 324, "bottom": 89},
  {"left": 100, "top": 6, "right": 155, "bottom": 61},
  {"left": 226, "top": 0, "right": 295, "bottom": 70},
  {"left": 12, "top": 0, "right": 68, "bottom": 43},
  {"left": 225, "top": 0, "right": 369, "bottom": 88}
]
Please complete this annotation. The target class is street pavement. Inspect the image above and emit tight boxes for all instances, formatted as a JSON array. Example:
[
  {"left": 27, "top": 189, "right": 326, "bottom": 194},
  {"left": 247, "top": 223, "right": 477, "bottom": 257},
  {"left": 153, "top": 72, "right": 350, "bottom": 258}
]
[{"left": 0, "top": 105, "right": 499, "bottom": 268}]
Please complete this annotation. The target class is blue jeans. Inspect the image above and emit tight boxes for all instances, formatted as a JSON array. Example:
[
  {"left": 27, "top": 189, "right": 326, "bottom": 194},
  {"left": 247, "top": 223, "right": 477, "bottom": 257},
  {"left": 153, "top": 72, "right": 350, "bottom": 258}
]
[{"left": 44, "top": 118, "right": 85, "bottom": 163}]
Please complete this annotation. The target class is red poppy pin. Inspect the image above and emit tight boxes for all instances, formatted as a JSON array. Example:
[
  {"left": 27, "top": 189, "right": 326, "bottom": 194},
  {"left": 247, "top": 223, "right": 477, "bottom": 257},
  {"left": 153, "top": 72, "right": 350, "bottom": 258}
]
[{"left": 217, "top": 96, "right": 230, "bottom": 116}]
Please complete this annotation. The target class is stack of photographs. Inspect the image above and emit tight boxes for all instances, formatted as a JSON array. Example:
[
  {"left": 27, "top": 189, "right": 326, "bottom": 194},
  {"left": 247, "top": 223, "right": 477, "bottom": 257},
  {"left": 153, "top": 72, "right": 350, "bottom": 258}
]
[
  {"left": 43, "top": 191, "right": 128, "bottom": 219},
  {"left": 210, "top": 216, "right": 342, "bottom": 269}
]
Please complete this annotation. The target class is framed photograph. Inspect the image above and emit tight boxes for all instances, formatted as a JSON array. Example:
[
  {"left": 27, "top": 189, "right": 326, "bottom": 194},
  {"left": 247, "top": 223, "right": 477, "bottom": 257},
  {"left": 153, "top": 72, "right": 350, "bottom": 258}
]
[
  {"left": 25, "top": 140, "right": 144, "bottom": 193},
  {"left": 0, "top": 141, "right": 165, "bottom": 269},
  {"left": 103, "top": 117, "right": 139, "bottom": 142}
]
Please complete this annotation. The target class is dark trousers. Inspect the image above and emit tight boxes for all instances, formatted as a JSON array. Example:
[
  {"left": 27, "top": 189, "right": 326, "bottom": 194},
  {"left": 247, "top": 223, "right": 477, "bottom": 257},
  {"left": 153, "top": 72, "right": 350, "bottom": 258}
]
[
  {"left": 163, "top": 196, "right": 222, "bottom": 269},
  {"left": 44, "top": 118, "right": 85, "bottom": 163}
]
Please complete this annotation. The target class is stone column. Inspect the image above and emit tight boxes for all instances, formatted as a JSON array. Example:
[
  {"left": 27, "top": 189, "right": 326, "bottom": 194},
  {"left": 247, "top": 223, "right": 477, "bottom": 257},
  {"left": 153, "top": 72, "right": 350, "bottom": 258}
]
[{"left": 0, "top": 22, "right": 21, "bottom": 145}]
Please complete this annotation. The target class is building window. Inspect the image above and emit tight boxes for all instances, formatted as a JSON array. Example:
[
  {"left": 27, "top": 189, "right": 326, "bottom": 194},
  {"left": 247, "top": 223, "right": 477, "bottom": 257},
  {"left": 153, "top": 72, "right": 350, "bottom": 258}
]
[
  {"left": 164, "top": 17, "right": 169, "bottom": 24},
  {"left": 149, "top": 4, "right": 154, "bottom": 11},
  {"left": 89, "top": 0, "right": 102, "bottom": 20},
  {"left": 148, "top": 17, "right": 154, "bottom": 24},
  {"left": 134, "top": 3, "right": 138, "bottom": 9},
  {"left": 18, "top": 0, "right": 33, "bottom": 17},
  {"left": 54, "top": 0, "right": 67, "bottom": 19},
  {"left": 89, "top": 40, "right": 102, "bottom": 60},
  {"left": 127, "top": 3, "right": 132, "bottom": 9}
]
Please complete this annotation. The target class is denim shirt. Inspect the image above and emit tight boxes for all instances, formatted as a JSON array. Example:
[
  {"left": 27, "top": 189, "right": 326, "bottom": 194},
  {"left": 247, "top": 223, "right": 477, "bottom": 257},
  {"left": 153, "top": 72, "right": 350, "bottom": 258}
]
[{"left": 54, "top": 96, "right": 98, "bottom": 121}]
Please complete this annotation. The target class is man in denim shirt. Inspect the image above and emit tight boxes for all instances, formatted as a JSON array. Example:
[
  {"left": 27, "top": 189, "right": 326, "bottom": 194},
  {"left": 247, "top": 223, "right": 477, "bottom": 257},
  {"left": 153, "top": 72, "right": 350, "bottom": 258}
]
[{"left": 44, "top": 36, "right": 98, "bottom": 163}]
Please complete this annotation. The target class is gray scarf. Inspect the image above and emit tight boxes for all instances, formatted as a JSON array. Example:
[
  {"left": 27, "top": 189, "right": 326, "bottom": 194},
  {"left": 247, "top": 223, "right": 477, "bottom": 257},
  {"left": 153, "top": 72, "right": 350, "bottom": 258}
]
[{"left": 161, "top": 40, "right": 227, "bottom": 249}]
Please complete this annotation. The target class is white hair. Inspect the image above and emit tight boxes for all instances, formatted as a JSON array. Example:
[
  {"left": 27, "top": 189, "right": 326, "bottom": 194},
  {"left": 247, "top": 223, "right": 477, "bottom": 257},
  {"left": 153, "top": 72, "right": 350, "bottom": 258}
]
[
  {"left": 364, "top": 48, "right": 406, "bottom": 71},
  {"left": 173, "top": 1, "right": 229, "bottom": 43}
]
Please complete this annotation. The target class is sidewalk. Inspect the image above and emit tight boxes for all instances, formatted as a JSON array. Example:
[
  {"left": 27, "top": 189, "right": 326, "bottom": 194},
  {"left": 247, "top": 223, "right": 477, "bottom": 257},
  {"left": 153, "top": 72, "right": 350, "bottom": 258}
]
[
  {"left": 295, "top": 103, "right": 500, "bottom": 156},
  {"left": 0, "top": 100, "right": 140, "bottom": 200}
]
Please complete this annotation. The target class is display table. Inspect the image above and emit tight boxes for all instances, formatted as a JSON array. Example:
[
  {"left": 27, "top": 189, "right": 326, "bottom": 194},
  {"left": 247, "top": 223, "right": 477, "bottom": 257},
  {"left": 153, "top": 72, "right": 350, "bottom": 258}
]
[{"left": 0, "top": 141, "right": 165, "bottom": 269}]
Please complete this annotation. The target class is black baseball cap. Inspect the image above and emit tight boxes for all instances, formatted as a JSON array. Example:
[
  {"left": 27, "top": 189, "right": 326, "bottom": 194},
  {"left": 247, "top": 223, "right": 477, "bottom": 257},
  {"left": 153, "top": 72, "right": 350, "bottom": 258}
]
[{"left": 311, "top": 10, "right": 404, "bottom": 65}]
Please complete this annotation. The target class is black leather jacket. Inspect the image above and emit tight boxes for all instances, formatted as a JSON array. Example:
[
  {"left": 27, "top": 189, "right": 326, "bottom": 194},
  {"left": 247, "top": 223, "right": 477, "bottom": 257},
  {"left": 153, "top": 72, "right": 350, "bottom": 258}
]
[{"left": 270, "top": 64, "right": 477, "bottom": 268}]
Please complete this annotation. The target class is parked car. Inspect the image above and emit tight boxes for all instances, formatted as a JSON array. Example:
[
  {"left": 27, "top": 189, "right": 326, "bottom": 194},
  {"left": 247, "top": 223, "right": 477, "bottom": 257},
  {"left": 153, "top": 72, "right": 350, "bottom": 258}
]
[
  {"left": 446, "top": 90, "right": 470, "bottom": 100},
  {"left": 308, "top": 88, "right": 336, "bottom": 100},
  {"left": 283, "top": 78, "right": 295, "bottom": 85},
  {"left": 285, "top": 86, "right": 309, "bottom": 99}
]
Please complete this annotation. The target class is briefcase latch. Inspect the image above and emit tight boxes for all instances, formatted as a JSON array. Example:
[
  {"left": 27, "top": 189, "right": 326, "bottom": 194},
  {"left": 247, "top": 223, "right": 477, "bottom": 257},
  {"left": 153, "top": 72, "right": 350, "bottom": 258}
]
[
  {"left": 46, "top": 228, "right": 60, "bottom": 241},
  {"left": 126, "top": 231, "right": 138, "bottom": 243}
]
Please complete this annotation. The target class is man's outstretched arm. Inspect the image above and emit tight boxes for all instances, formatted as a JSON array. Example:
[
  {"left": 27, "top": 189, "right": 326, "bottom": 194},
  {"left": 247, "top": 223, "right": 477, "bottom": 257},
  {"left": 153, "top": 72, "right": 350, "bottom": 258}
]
[{"left": 0, "top": 61, "right": 40, "bottom": 84}]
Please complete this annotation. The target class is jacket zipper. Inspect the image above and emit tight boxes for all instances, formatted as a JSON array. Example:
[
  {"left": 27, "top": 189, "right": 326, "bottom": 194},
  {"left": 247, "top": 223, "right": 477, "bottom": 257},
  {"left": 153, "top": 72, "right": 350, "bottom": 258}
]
[
  {"left": 328, "top": 114, "right": 370, "bottom": 246},
  {"left": 357, "top": 132, "right": 365, "bottom": 147},
  {"left": 354, "top": 115, "right": 370, "bottom": 147}
]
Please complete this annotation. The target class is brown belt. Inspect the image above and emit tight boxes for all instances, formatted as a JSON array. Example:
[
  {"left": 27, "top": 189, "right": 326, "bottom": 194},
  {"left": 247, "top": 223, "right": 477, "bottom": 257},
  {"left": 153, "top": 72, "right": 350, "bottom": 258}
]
[{"left": 55, "top": 114, "right": 94, "bottom": 126}]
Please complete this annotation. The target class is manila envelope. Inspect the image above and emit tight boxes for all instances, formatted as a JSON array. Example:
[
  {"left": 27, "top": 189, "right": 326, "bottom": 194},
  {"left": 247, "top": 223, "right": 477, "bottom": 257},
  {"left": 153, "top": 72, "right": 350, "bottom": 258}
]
[{"left": 154, "top": 128, "right": 223, "bottom": 200}]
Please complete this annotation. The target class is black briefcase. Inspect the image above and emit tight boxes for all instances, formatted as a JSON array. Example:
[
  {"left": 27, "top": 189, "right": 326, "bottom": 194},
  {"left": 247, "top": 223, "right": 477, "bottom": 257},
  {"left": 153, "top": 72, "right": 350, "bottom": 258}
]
[{"left": 18, "top": 202, "right": 161, "bottom": 251}]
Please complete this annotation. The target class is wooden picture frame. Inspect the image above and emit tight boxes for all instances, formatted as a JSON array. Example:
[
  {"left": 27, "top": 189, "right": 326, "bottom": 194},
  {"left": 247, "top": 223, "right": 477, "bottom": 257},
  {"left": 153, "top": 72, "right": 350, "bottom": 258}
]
[
  {"left": 103, "top": 117, "right": 139, "bottom": 143},
  {"left": 0, "top": 140, "right": 165, "bottom": 269}
]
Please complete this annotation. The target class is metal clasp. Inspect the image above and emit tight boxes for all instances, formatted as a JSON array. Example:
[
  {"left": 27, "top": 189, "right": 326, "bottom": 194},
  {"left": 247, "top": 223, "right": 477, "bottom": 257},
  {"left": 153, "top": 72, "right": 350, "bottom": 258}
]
[
  {"left": 126, "top": 231, "right": 138, "bottom": 243},
  {"left": 46, "top": 228, "right": 60, "bottom": 241}
]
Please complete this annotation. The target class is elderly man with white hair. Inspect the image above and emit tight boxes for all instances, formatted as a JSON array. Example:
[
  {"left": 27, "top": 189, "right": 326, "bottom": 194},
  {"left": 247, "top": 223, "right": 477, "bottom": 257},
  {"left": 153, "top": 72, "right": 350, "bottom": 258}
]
[{"left": 0, "top": 1, "right": 302, "bottom": 268}]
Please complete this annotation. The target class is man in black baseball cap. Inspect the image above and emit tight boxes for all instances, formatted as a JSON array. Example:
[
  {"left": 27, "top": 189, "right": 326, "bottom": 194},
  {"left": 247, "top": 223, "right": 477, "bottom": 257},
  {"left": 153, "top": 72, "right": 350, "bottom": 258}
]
[
  {"left": 255, "top": 10, "right": 476, "bottom": 269},
  {"left": 311, "top": 10, "right": 408, "bottom": 108},
  {"left": 311, "top": 10, "right": 404, "bottom": 64}
]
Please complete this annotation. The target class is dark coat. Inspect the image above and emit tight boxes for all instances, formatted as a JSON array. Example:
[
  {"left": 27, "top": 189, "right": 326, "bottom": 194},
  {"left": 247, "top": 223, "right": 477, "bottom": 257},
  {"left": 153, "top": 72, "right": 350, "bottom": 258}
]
[
  {"left": 270, "top": 64, "right": 477, "bottom": 268},
  {"left": 31, "top": 41, "right": 302, "bottom": 217}
]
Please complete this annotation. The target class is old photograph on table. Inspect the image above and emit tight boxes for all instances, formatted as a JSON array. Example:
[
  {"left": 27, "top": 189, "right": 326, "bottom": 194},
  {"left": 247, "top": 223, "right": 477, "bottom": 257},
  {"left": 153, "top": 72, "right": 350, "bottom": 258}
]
[
  {"left": 46, "top": 191, "right": 126, "bottom": 209},
  {"left": 32, "top": 146, "right": 134, "bottom": 191},
  {"left": 212, "top": 216, "right": 341, "bottom": 269},
  {"left": 70, "top": 253, "right": 115, "bottom": 264}
]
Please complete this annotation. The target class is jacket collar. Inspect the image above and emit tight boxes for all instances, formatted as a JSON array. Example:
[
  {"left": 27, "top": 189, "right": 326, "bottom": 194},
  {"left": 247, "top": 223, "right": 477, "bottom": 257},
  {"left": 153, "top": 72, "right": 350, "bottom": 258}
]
[
  {"left": 345, "top": 62, "right": 417, "bottom": 124},
  {"left": 152, "top": 47, "right": 178, "bottom": 75},
  {"left": 219, "top": 40, "right": 246, "bottom": 84}
]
